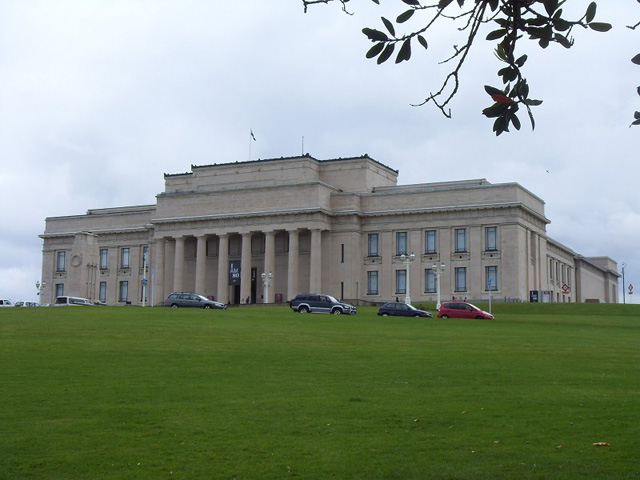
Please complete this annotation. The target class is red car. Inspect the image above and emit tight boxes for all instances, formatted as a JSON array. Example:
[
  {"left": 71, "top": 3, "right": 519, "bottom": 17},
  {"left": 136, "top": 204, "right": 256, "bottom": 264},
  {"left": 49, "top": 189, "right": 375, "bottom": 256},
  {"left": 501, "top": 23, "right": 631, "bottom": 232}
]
[{"left": 438, "top": 301, "right": 494, "bottom": 320}]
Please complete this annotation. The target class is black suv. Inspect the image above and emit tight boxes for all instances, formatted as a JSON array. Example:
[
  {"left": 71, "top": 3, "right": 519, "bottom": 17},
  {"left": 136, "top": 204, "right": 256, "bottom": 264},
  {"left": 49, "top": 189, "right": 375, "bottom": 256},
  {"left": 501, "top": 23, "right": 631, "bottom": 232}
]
[
  {"left": 164, "top": 292, "right": 226, "bottom": 309},
  {"left": 289, "top": 294, "right": 356, "bottom": 315}
]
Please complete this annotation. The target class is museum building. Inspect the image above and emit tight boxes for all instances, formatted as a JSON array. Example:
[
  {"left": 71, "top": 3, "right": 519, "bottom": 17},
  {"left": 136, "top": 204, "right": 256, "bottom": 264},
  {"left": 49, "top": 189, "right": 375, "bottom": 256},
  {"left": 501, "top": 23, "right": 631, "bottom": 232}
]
[{"left": 39, "top": 154, "right": 620, "bottom": 306}]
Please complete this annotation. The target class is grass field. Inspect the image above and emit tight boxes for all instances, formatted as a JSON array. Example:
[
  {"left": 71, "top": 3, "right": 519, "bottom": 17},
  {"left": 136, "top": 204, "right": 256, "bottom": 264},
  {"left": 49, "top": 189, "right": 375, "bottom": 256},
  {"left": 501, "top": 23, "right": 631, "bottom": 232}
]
[{"left": 1, "top": 303, "right": 639, "bottom": 479}]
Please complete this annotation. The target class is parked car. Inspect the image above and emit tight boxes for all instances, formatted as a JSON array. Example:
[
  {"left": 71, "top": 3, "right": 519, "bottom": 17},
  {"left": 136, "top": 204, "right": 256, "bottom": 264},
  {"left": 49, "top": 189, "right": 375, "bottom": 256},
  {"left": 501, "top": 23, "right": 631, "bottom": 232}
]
[
  {"left": 54, "top": 296, "right": 95, "bottom": 306},
  {"left": 377, "top": 302, "right": 433, "bottom": 318},
  {"left": 438, "top": 301, "right": 494, "bottom": 320},
  {"left": 164, "top": 292, "right": 226, "bottom": 309},
  {"left": 0, "top": 299, "right": 14, "bottom": 307},
  {"left": 289, "top": 294, "right": 356, "bottom": 315}
]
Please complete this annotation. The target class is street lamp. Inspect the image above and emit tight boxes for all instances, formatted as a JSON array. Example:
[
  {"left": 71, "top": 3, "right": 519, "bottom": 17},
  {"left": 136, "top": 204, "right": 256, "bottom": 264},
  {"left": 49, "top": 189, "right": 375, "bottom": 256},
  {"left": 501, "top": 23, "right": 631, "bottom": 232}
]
[
  {"left": 35, "top": 281, "right": 46, "bottom": 303},
  {"left": 431, "top": 262, "right": 446, "bottom": 311},
  {"left": 399, "top": 253, "right": 415, "bottom": 304},
  {"left": 261, "top": 271, "right": 273, "bottom": 304}
]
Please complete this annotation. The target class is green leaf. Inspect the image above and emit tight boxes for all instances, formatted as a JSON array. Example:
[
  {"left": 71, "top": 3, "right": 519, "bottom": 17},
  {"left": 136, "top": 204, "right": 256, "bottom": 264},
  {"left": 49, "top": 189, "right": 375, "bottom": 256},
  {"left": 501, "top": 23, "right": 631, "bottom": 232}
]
[
  {"left": 377, "top": 43, "right": 395, "bottom": 64},
  {"left": 381, "top": 17, "right": 395, "bottom": 37},
  {"left": 483, "top": 102, "right": 510, "bottom": 118},
  {"left": 554, "top": 33, "right": 573, "bottom": 49},
  {"left": 630, "top": 119, "right": 640, "bottom": 127},
  {"left": 402, "top": 0, "right": 421, "bottom": 5},
  {"left": 523, "top": 98, "right": 543, "bottom": 106},
  {"left": 366, "top": 42, "right": 386, "bottom": 59},
  {"left": 588, "top": 22, "right": 612, "bottom": 32},
  {"left": 417, "top": 35, "right": 428, "bottom": 50},
  {"left": 635, "top": 111, "right": 640, "bottom": 120},
  {"left": 543, "top": 0, "right": 558, "bottom": 16},
  {"left": 585, "top": 2, "right": 597, "bottom": 23},
  {"left": 511, "top": 113, "right": 522, "bottom": 131},
  {"left": 515, "top": 54, "right": 528, "bottom": 67},
  {"left": 632, "top": 54, "right": 640, "bottom": 65},
  {"left": 484, "top": 85, "right": 505, "bottom": 96},
  {"left": 362, "top": 28, "right": 388, "bottom": 42},
  {"left": 553, "top": 18, "right": 571, "bottom": 32},
  {"left": 396, "top": 38, "right": 412, "bottom": 63},
  {"left": 486, "top": 28, "right": 507, "bottom": 41},
  {"left": 396, "top": 9, "right": 415, "bottom": 23}
]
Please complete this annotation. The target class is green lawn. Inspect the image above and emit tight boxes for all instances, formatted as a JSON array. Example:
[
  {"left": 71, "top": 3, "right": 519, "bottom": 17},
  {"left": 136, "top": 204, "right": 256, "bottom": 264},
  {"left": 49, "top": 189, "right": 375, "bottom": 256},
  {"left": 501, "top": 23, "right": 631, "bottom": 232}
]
[{"left": 1, "top": 304, "right": 639, "bottom": 479}]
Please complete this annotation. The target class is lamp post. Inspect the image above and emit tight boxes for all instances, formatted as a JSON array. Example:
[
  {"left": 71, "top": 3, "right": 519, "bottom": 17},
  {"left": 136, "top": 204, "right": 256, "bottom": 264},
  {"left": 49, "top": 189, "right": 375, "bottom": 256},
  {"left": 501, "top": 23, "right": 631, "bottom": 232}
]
[
  {"left": 399, "top": 253, "right": 415, "bottom": 304},
  {"left": 35, "top": 280, "right": 46, "bottom": 304},
  {"left": 261, "top": 271, "right": 273, "bottom": 304},
  {"left": 431, "top": 262, "right": 446, "bottom": 311},
  {"left": 622, "top": 262, "right": 626, "bottom": 304}
]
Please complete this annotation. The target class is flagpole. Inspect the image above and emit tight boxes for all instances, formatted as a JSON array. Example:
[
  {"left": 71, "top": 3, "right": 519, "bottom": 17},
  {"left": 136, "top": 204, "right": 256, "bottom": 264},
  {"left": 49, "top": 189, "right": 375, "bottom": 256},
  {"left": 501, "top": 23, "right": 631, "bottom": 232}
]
[{"left": 249, "top": 131, "right": 252, "bottom": 160}]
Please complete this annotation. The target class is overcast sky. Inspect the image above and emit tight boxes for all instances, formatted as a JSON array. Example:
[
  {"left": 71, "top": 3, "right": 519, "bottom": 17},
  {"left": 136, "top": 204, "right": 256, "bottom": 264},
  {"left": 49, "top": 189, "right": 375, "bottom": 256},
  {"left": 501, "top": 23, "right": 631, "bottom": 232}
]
[{"left": 1, "top": 1, "right": 638, "bottom": 303}]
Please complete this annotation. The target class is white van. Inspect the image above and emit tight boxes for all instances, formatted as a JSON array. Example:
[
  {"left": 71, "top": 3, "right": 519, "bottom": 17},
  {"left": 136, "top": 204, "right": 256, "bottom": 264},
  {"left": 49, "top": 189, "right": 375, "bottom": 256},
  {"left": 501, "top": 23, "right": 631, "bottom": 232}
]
[
  {"left": 0, "top": 299, "right": 14, "bottom": 307},
  {"left": 54, "top": 296, "right": 95, "bottom": 306}
]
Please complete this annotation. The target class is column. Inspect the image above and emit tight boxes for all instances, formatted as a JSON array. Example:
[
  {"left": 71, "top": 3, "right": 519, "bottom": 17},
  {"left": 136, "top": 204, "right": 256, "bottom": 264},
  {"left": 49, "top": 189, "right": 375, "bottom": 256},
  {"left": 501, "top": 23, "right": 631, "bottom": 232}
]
[
  {"left": 153, "top": 238, "right": 165, "bottom": 305},
  {"left": 217, "top": 233, "right": 229, "bottom": 304},
  {"left": 240, "top": 233, "right": 252, "bottom": 303},
  {"left": 264, "top": 231, "right": 275, "bottom": 303},
  {"left": 173, "top": 236, "right": 185, "bottom": 293},
  {"left": 310, "top": 229, "right": 322, "bottom": 293},
  {"left": 195, "top": 235, "right": 207, "bottom": 295},
  {"left": 287, "top": 229, "right": 299, "bottom": 301}
]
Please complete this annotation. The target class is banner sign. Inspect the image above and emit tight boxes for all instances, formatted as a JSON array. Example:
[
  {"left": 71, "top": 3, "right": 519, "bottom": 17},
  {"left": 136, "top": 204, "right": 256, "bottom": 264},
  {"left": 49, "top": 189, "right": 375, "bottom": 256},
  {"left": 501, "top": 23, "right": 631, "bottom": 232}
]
[{"left": 229, "top": 261, "right": 241, "bottom": 285}]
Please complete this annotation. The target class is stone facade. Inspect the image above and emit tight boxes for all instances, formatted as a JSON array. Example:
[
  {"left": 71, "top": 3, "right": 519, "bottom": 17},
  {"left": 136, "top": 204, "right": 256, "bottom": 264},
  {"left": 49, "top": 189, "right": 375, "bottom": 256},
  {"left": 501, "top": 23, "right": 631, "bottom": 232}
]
[{"left": 39, "top": 154, "right": 619, "bottom": 305}]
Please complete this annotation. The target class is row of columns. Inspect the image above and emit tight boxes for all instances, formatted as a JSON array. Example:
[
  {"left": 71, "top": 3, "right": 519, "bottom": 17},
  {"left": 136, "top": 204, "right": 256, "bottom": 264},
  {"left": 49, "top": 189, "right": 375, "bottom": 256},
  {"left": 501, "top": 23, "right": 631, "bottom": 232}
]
[{"left": 154, "top": 229, "right": 323, "bottom": 304}]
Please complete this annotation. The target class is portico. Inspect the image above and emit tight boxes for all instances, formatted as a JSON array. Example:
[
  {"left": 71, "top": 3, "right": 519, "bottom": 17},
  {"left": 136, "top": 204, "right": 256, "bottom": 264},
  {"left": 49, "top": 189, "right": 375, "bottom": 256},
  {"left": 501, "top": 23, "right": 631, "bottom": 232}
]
[{"left": 153, "top": 227, "right": 323, "bottom": 304}]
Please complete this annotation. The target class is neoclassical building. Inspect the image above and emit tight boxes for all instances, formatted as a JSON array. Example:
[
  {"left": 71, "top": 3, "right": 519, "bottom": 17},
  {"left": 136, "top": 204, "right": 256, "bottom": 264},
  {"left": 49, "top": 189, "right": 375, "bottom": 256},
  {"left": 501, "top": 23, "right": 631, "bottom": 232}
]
[{"left": 39, "top": 154, "right": 619, "bottom": 306}]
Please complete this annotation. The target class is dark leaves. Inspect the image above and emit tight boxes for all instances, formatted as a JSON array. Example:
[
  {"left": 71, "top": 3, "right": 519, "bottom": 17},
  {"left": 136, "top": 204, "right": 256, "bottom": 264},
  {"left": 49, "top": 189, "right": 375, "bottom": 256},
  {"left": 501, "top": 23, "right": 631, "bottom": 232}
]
[
  {"left": 396, "top": 38, "right": 412, "bottom": 63},
  {"left": 588, "top": 22, "right": 612, "bottom": 32},
  {"left": 396, "top": 9, "right": 415, "bottom": 24},
  {"left": 366, "top": 42, "right": 386, "bottom": 59},
  {"left": 632, "top": 53, "right": 640, "bottom": 65},
  {"left": 362, "top": 28, "right": 388, "bottom": 42},
  {"left": 381, "top": 16, "right": 396, "bottom": 36},
  {"left": 377, "top": 44, "right": 395, "bottom": 64}
]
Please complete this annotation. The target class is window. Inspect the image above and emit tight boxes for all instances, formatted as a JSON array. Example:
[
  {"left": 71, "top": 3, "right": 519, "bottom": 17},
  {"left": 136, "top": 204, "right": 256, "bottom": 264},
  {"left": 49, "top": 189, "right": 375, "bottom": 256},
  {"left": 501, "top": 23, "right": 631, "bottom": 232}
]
[
  {"left": 120, "top": 248, "right": 130, "bottom": 269},
  {"left": 367, "top": 271, "right": 379, "bottom": 295},
  {"left": 368, "top": 234, "right": 379, "bottom": 257},
  {"left": 425, "top": 269, "right": 436, "bottom": 293},
  {"left": 396, "top": 232, "right": 408, "bottom": 255},
  {"left": 485, "top": 227, "right": 498, "bottom": 251},
  {"left": 549, "top": 258, "right": 554, "bottom": 279},
  {"left": 55, "top": 283, "right": 64, "bottom": 297},
  {"left": 141, "top": 246, "right": 149, "bottom": 265},
  {"left": 455, "top": 229, "right": 467, "bottom": 253},
  {"left": 486, "top": 266, "right": 498, "bottom": 291},
  {"left": 56, "top": 251, "right": 66, "bottom": 272},
  {"left": 119, "top": 281, "right": 129, "bottom": 303},
  {"left": 99, "top": 282, "right": 107, "bottom": 303},
  {"left": 100, "top": 249, "right": 108, "bottom": 270},
  {"left": 251, "top": 236, "right": 264, "bottom": 255},
  {"left": 396, "top": 270, "right": 407, "bottom": 294},
  {"left": 425, "top": 230, "right": 437, "bottom": 254},
  {"left": 341, "top": 244, "right": 345, "bottom": 263},
  {"left": 455, "top": 267, "right": 467, "bottom": 292}
]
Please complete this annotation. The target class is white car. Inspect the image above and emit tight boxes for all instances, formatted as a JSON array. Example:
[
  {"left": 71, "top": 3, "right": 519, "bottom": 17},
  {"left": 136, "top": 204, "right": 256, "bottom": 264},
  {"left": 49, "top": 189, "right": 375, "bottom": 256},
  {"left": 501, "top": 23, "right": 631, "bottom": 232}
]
[
  {"left": 0, "top": 299, "right": 14, "bottom": 307},
  {"left": 54, "top": 296, "right": 96, "bottom": 306}
]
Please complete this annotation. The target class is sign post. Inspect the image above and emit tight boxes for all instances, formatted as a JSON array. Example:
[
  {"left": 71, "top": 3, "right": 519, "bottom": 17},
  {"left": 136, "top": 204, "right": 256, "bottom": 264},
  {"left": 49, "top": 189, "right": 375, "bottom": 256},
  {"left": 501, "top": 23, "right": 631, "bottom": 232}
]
[{"left": 488, "top": 277, "right": 492, "bottom": 313}]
